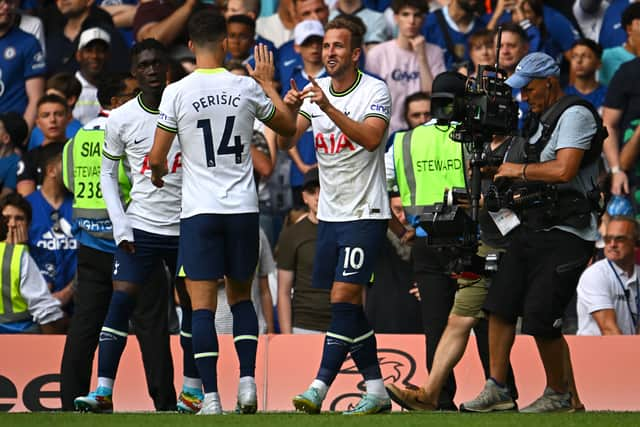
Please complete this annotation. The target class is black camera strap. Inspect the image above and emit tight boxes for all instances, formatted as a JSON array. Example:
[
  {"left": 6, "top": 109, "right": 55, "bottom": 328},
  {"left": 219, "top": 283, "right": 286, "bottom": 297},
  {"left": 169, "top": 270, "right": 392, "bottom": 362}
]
[{"left": 528, "top": 95, "right": 607, "bottom": 167}]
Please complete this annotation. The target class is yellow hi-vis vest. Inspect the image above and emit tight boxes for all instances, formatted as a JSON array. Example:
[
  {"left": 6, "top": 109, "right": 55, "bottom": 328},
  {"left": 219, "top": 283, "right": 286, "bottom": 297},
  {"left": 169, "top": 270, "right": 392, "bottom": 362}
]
[
  {"left": 62, "top": 128, "right": 131, "bottom": 241},
  {"left": 393, "top": 124, "right": 466, "bottom": 216},
  {"left": 0, "top": 243, "right": 29, "bottom": 323}
]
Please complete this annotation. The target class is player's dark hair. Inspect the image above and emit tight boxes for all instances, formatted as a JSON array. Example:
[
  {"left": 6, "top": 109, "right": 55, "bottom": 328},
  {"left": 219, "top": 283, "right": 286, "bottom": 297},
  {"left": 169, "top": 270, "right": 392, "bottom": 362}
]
[
  {"left": 572, "top": 38, "right": 603, "bottom": 59},
  {"left": 325, "top": 14, "right": 365, "bottom": 51},
  {"left": 0, "top": 193, "right": 32, "bottom": 227},
  {"left": 37, "top": 94, "right": 68, "bottom": 113},
  {"left": 130, "top": 38, "right": 167, "bottom": 64},
  {"left": 227, "top": 14, "right": 256, "bottom": 34},
  {"left": 96, "top": 73, "right": 133, "bottom": 108},
  {"left": 499, "top": 22, "right": 529, "bottom": 45},
  {"left": 46, "top": 72, "right": 82, "bottom": 102},
  {"left": 390, "top": 0, "right": 427, "bottom": 15},
  {"left": 188, "top": 9, "right": 228, "bottom": 45}
]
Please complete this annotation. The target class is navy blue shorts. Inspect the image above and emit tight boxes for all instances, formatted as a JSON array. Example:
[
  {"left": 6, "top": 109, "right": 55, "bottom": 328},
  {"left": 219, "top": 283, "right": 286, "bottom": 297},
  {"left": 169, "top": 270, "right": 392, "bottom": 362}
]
[
  {"left": 112, "top": 228, "right": 178, "bottom": 284},
  {"left": 178, "top": 213, "right": 259, "bottom": 282},
  {"left": 312, "top": 219, "right": 387, "bottom": 289}
]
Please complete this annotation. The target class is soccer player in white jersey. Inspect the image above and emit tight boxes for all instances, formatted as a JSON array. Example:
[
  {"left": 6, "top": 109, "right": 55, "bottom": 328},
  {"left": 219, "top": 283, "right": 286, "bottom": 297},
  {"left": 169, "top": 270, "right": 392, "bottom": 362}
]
[
  {"left": 280, "top": 15, "right": 393, "bottom": 415},
  {"left": 74, "top": 39, "right": 201, "bottom": 414},
  {"left": 149, "top": 9, "right": 296, "bottom": 415}
]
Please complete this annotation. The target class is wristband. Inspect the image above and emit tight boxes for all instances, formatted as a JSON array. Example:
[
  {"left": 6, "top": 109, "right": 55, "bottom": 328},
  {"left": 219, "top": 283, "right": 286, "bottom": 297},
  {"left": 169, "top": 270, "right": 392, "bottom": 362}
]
[{"left": 611, "top": 166, "right": 622, "bottom": 174}]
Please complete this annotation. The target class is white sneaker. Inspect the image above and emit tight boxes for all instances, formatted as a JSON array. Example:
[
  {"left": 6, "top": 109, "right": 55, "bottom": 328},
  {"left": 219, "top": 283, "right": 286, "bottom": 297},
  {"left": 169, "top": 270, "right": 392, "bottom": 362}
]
[
  {"left": 236, "top": 381, "right": 257, "bottom": 414},
  {"left": 197, "top": 393, "right": 223, "bottom": 415}
]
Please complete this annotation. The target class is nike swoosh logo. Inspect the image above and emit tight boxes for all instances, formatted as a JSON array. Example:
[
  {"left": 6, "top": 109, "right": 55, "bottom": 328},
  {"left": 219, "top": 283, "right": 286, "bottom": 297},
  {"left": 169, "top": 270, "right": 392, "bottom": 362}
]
[
  {"left": 342, "top": 271, "right": 358, "bottom": 277},
  {"left": 283, "top": 59, "right": 297, "bottom": 67},
  {"left": 134, "top": 137, "right": 148, "bottom": 144},
  {"left": 311, "top": 114, "right": 322, "bottom": 118}
]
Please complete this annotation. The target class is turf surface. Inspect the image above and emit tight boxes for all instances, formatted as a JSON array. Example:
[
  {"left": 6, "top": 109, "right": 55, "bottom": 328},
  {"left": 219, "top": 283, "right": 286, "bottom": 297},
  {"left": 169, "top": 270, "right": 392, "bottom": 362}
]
[{"left": 3, "top": 412, "right": 640, "bottom": 427}]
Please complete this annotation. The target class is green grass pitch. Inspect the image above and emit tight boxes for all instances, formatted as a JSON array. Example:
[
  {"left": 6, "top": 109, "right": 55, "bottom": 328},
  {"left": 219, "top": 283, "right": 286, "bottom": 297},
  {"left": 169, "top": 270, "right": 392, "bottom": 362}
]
[{"left": 3, "top": 412, "right": 640, "bottom": 427}]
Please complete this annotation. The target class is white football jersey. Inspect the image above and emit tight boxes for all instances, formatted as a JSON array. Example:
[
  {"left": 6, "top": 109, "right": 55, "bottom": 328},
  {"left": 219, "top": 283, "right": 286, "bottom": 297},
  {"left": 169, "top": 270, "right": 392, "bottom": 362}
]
[
  {"left": 299, "top": 71, "right": 392, "bottom": 221},
  {"left": 157, "top": 68, "right": 275, "bottom": 218},
  {"left": 103, "top": 95, "right": 182, "bottom": 235}
]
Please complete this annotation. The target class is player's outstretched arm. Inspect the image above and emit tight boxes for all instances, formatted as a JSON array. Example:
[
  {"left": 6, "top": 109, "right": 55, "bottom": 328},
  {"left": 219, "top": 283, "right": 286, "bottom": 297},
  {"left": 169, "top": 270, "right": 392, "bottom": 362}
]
[
  {"left": 247, "top": 44, "right": 297, "bottom": 137},
  {"left": 304, "top": 76, "right": 388, "bottom": 152},
  {"left": 149, "top": 127, "right": 173, "bottom": 188}
]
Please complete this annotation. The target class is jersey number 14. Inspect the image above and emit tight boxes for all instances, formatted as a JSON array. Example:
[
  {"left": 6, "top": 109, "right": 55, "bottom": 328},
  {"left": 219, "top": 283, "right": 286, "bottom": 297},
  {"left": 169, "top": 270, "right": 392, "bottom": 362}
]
[{"left": 197, "top": 116, "right": 243, "bottom": 167}]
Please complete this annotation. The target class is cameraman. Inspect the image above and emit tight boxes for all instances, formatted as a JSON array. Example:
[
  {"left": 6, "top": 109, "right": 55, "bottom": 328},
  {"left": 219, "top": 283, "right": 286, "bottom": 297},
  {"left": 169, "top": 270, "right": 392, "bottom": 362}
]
[
  {"left": 462, "top": 52, "right": 598, "bottom": 413},
  {"left": 385, "top": 71, "right": 516, "bottom": 411}
]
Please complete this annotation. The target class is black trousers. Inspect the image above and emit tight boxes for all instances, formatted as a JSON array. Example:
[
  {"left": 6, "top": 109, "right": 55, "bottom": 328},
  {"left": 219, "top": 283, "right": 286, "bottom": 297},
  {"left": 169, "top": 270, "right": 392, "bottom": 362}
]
[
  {"left": 412, "top": 241, "right": 458, "bottom": 409},
  {"left": 412, "top": 240, "right": 518, "bottom": 407},
  {"left": 60, "top": 244, "right": 176, "bottom": 411}
]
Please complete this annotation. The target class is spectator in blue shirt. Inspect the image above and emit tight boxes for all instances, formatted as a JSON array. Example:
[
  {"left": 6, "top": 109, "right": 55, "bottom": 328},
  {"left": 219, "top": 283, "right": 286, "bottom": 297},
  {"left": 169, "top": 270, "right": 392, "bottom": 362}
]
[
  {"left": 565, "top": 38, "right": 608, "bottom": 111},
  {"left": 25, "top": 142, "right": 77, "bottom": 314},
  {"left": 0, "top": 0, "right": 45, "bottom": 130}
]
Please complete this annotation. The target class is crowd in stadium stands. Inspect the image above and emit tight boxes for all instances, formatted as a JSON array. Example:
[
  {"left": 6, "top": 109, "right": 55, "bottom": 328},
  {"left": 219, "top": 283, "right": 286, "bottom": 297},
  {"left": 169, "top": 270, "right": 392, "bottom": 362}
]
[{"left": 0, "top": 0, "right": 639, "bottom": 413}]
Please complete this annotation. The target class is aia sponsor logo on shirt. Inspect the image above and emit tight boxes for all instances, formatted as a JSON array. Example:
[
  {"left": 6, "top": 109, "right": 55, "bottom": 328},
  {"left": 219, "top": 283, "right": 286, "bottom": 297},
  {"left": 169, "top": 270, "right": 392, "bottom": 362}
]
[
  {"left": 315, "top": 133, "right": 355, "bottom": 154},
  {"left": 139, "top": 152, "right": 182, "bottom": 174}
]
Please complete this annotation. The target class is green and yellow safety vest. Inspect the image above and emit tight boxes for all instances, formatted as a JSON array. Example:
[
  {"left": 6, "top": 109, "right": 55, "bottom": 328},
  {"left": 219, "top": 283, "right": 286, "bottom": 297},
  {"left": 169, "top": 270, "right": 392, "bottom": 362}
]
[
  {"left": 393, "top": 124, "right": 466, "bottom": 216},
  {"left": 0, "top": 243, "right": 29, "bottom": 323},
  {"left": 62, "top": 128, "right": 130, "bottom": 241}
]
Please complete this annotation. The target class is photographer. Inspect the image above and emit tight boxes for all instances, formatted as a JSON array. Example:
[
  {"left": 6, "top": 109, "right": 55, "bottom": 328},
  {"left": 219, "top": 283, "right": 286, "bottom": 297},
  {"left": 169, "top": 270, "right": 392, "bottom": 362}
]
[
  {"left": 385, "top": 71, "right": 518, "bottom": 411},
  {"left": 462, "top": 52, "right": 599, "bottom": 413},
  {"left": 385, "top": 71, "right": 517, "bottom": 411}
]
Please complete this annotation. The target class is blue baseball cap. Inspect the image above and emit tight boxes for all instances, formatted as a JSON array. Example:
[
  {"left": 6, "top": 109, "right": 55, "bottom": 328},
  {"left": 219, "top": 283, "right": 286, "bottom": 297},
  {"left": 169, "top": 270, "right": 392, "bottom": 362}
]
[{"left": 505, "top": 52, "right": 560, "bottom": 89}]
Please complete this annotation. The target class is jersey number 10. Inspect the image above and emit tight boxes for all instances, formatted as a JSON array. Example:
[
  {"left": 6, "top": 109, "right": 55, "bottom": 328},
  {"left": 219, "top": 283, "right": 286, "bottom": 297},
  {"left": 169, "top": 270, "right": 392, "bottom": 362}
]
[{"left": 197, "top": 116, "right": 243, "bottom": 167}]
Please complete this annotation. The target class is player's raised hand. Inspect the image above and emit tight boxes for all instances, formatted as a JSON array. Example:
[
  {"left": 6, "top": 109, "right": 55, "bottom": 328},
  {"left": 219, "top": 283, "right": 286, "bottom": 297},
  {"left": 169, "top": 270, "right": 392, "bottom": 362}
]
[
  {"left": 284, "top": 79, "right": 304, "bottom": 110},
  {"left": 246, "top": 44, "right": 276, "bottom": 89},
  {"left": 302, "top": 76, "right": 330, "bottom": 111}
]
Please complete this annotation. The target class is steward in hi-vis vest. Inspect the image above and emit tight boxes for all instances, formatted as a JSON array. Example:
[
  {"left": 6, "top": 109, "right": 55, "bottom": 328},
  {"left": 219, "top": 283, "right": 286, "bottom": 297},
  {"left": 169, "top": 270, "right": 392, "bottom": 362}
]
[
  {"left": 0, "top": 242, "right": 28, "bottom": 323},
  {"left": 62, "top": 128, "right": 130, "bottom": 250},
  {"left": 393, "top": 121, "right": 466, "bottom": 218}
]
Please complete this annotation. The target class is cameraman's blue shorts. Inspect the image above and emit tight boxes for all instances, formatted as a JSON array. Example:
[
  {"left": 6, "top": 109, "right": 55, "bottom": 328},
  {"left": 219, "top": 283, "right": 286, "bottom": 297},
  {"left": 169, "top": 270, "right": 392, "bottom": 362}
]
[
  {"left": 177, "top": 213, "right": 259, "bottom": 282},
  {"left": 312, "top": 219, "right": 387, "bottom": 289},
  {"left": 112, "top": 228, "right": 178, "bottom": 284}
]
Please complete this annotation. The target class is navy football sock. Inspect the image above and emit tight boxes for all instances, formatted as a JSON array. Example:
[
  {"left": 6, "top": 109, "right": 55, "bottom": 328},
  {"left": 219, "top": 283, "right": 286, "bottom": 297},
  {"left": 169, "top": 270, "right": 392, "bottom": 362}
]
[
  {"left": 350, "top": 307, "right": 383, "bottom": 381},
  {"left": 316, "top": 303, "right": 360, "bottom": 387},
  {"left": 179, "top": 306, "right": 199, "bottom": 380},
  {"left": 192, "top": 309, "right": 219, "bottom": 393},
  {"left": 98, "top": 290, "right": 135, "bottom": 380},
  {"left": 231, "top": 300, "right": 259, "bottom": 378}
]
